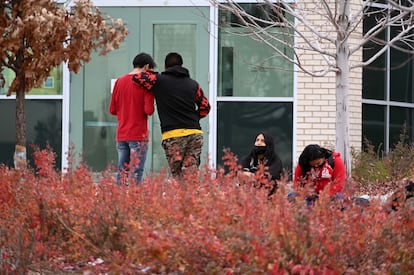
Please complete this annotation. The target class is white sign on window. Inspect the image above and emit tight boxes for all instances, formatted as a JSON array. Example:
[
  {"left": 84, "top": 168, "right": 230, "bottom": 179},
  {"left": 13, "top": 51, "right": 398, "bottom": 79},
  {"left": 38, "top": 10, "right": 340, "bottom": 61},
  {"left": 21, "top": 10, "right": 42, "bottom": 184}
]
[{"left": 111, "top": 79, "right": 117, "bottom": 94}]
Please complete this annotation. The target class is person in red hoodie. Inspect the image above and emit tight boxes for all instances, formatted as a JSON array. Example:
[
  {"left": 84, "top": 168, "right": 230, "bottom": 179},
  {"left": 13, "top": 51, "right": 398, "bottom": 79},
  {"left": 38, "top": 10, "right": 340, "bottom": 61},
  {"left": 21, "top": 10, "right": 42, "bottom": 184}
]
[
  {"left": 109, "top": 53, "right": 155, "bottom": 185},
  {"left": 292, "top": 144, "right": 346, "bottom": 205}
]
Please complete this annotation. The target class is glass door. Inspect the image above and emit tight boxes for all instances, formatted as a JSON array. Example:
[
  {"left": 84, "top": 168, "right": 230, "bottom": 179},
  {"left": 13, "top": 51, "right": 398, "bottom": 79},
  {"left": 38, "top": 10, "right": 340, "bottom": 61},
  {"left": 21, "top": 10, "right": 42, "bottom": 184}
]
[
  {"left": 140, "top": 7, "right": 210, "bottom": 173},
  {"left": 70, "top": 6, "right": 210, "bottom": 174}
]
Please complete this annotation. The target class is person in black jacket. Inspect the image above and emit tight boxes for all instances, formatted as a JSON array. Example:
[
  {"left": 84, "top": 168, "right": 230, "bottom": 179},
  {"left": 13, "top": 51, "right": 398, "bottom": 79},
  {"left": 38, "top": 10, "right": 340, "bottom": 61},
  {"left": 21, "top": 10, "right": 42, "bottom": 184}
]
[
  {"left": 132, "top": 52, "right": 210, "bottom": 179},
  {"left": 240, "top": 132, "right": 283, "bottom": 196}
]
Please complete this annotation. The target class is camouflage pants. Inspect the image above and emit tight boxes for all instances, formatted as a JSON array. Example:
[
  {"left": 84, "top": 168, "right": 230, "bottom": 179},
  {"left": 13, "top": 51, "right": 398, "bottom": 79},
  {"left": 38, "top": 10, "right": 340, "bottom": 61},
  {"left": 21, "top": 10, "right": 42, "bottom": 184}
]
[{"left": 162, "top": 134, "right": 203, "bottom": 178}]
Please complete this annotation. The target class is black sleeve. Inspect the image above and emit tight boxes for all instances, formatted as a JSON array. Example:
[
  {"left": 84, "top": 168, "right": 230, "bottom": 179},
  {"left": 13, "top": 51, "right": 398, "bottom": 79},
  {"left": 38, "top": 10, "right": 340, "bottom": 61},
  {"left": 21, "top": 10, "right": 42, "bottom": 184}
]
[
  {"left": 267, "top": 156, "right": 283, "bottom": 180},
  {"left": 240, "top": 155, "right": 251, "bottom": 170}
]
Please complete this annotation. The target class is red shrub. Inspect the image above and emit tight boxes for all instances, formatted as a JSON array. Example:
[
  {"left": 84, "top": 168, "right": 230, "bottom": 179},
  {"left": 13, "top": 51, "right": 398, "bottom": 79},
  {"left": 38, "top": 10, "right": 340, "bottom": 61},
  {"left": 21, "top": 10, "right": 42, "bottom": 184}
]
[{"left": 0, "top": 147, "right": 413, "bottom": 274}]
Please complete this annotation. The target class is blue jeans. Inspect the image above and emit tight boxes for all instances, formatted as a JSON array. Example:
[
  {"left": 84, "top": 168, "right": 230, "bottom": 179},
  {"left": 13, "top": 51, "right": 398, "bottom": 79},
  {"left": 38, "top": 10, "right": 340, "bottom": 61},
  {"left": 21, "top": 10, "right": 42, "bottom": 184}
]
[{"left": 116, "top": 141, "right": 148, "bottom": 185}]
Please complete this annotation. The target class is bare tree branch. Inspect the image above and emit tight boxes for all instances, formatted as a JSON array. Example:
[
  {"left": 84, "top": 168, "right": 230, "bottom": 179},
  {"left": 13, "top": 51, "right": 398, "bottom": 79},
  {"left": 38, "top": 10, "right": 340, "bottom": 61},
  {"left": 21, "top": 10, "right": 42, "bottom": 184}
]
[{"left": 210, "top": 0, "right": 414, "bottom": 177}]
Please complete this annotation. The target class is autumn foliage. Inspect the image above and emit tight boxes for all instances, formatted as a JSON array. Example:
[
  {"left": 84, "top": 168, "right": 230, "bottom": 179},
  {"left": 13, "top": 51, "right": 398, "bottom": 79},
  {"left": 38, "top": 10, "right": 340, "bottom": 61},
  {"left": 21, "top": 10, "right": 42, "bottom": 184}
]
[
  {"left": 0, "top": 0, "right": 128, "bottom": 168},
  {"left": 0, "top": 0, "right": 127, "bottom": 95},
  {"left": 1, "top": 147, "right": 413, "bottom": 274}
]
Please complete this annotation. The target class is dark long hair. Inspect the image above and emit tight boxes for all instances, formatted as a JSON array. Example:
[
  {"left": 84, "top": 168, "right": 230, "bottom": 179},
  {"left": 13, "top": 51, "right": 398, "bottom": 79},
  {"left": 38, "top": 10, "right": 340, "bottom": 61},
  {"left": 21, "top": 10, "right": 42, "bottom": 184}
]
[
  {"left": 298, "top": 144, "right": 332, "bottom": 177},
  {"left": 248, "top": 131, "right": 277, "bottom": 162},
  {"left": 241, "top": 131, "right": 283, "bottom": 180}
]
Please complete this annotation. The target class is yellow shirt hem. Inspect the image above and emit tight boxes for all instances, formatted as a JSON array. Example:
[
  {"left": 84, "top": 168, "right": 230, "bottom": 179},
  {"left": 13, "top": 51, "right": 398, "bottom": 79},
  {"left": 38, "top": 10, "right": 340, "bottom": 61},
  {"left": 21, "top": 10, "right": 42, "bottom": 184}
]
[{"left": 162, "top": 129, "right": 203, "bottom": 140}]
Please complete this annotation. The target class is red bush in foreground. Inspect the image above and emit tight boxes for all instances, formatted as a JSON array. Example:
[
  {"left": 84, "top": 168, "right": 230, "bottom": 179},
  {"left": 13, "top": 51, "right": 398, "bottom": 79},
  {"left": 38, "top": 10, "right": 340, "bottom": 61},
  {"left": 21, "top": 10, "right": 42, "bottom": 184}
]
[{"left": 0, "top": 147, "right": 413, "bottom": 274}]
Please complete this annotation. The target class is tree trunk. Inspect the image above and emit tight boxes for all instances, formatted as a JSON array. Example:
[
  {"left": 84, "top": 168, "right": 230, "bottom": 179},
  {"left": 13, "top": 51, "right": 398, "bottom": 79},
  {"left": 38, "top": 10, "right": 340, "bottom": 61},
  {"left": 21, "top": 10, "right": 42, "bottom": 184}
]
[
  {"left": 14, "top": 83, "right": 27, "bottom": 169},
  {"left": 336, "top": 0, "right": 352, "bottom": 178},
  {"left": 335, "top": 51, "right": 351, "bottom": 178}
]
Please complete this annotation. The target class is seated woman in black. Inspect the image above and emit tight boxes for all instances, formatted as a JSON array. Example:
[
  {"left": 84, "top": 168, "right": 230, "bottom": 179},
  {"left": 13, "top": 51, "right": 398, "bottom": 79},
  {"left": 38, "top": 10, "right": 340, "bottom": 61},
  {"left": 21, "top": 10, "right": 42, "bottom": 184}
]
[{"left": 240, "top": 132, "right": 283, "bottom": 196}]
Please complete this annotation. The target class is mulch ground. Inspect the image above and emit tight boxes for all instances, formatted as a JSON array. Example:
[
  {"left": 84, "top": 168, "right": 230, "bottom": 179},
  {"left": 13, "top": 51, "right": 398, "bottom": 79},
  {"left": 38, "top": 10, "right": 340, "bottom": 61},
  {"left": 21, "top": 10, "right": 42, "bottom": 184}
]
[{"left": 351, "top": 179, "right": 412, "bottom": 197}]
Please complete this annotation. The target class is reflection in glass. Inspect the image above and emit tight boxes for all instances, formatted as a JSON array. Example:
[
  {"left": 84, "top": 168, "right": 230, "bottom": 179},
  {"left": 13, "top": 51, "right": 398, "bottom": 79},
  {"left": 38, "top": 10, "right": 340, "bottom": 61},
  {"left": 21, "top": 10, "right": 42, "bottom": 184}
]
[
  {"left": 362, "top": 6, "right": 414, "bottom": 153},
  {"left": 390, "top": 106, "right": 414, "bottom": 147},
  {"left": 362, "top": 104, "right": 385, "bottom": 153},
  {"left": 218, "top": 4, "right": 293, "bottom": 97},
  {"left": 362, "top": 8, "right": 386, "bottom": 100},
  {"left": 0, "top": 100, "right": 62, "bottom": 168},
  {"left": 152, "top": 24, "right": 198, "bottom": 171},
  {"left": 0, "top": 66, "right": 63, "bottom": 95},
  {"left": 219, "top": 3, "right": 286, "bottom": 28},
  {"left": 390, "top": 49, "right": 413, "bottom": 103},
  {"left": 217, "top": 101, "right": 293, "bottom": 175},
  {"left": 390, "top": 26, "right": 414, "bottom": 103},
  {"left": 153, "top": 24, "right": 196, "bottom": 76},
  {"left": 83, "top": 48, "right": 126, "bottom": 171},
  {"left": 362, "top": 48, "right": 386, "bottom": 100}
]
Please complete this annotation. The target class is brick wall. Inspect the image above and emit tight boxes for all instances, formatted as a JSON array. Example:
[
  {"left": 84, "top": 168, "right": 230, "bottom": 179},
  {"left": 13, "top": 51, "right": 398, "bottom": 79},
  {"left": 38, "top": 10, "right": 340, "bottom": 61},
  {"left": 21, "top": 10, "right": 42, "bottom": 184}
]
[{"left": 295, "top": 0, "right": 362, "bottom": 162}]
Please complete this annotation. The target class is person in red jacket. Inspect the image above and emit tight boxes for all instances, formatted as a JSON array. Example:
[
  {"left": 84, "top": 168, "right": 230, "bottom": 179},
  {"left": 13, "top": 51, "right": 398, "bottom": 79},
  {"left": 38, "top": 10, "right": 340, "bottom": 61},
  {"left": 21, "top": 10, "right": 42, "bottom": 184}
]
[
  {"left": 109, "top": 53, "right": 155, "bottom": 185},
  {"left": 292, "top": 144, "right": 346, "bottom": 204}
]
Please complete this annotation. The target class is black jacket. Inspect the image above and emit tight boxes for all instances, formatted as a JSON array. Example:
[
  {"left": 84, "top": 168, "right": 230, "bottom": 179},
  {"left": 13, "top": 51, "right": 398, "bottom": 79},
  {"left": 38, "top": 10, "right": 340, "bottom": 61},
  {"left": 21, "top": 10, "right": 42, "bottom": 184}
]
[
  {"left": 240, "top": 132, "right": 283, "bottom": 181},
  {"left": 132, "top": 66, "right": 210, "bottom": 133}
]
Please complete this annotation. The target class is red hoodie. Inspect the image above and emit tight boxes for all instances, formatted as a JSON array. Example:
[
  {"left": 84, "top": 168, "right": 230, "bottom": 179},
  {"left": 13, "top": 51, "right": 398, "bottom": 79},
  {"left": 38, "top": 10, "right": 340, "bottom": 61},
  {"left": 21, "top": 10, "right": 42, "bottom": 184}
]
[
  {"left": 293, "top": 152, "right": 346, "bottom": 196},
  {"left": 109, "top": 73, "right": 154, "bottom": 141}
]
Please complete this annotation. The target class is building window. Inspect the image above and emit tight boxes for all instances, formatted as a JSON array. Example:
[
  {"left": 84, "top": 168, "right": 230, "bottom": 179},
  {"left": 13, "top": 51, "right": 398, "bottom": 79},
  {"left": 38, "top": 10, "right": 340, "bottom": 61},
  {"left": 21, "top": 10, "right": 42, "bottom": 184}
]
[
  {"left": 217, "top": 3, "right": 294, "bottom": 171},
  {"left": 362, "top": 6, "right": 414, "bottom": 153},
  {"left": 217, "top": 101, "right": 293, "bottom": 172},
  {"left": 218, "top": 3, "right": 293, "bottom": 97},
  {"left": 0, "top": 66, "right": 63, "bottom": 96},
  {"left": 0, "top": 65, "right": 64, "bottom": 168},
  {"left": 0, "top": 100, "right": 62, "bottom": 168}
]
